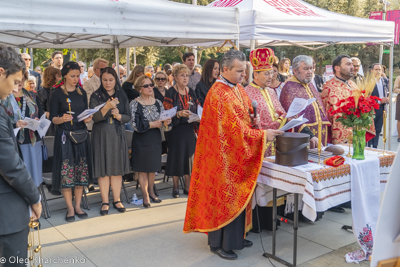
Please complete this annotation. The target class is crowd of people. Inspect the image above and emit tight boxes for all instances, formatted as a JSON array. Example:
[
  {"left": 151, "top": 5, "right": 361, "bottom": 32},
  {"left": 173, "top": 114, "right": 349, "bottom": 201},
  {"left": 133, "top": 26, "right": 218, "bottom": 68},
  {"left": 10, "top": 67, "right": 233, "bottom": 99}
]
[{"left": 0, "top": 43, "right": 398, "bottom": 263}]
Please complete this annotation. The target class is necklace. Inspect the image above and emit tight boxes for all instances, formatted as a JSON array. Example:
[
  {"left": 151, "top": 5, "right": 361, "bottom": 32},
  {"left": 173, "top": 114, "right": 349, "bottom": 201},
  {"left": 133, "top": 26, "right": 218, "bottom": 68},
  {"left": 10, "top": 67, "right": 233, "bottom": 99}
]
[
  {"left": 140, "top": 96, "right": 153, "bottom": 113},
  {"left": 176, "top": 86, "right": 189, "bottom": 110}
]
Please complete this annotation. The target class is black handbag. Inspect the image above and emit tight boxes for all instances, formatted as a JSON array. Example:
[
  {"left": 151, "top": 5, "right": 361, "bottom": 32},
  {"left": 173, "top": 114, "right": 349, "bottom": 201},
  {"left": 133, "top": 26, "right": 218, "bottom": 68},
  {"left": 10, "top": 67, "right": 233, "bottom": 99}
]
[
  {"left": 41, "top": 139, "right": 48, "bottom": 161},
  {"left": 64, "top": 129, "right": 88, "bottom": 144}
]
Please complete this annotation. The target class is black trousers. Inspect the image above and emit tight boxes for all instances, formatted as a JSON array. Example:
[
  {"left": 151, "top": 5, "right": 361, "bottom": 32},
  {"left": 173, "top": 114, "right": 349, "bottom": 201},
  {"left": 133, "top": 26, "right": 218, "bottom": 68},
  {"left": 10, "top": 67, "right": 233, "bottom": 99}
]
[
  {"left": 0, "top": 226, "right": 29, "bottom": 267},
  {"left": 208, "top": 210, "right": 246, "bottom": 252},
  {"left": 368, "top": 104, "right": 384, "bottom": 148}
]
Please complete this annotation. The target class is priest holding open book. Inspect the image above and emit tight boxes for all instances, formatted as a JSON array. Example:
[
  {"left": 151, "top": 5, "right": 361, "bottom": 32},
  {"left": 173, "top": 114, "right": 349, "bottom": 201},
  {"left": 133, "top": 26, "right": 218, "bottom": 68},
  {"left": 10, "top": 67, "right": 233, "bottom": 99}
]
[{"left": 280, "top": 55, "right": 330, "bottom": 147}]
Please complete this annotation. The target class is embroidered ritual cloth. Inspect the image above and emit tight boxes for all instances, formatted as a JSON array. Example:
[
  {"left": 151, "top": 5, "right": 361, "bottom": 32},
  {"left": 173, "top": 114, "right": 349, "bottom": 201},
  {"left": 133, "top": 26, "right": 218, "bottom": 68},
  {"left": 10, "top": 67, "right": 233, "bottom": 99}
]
[
  {"left": 321, "top": 77, "right": 375, "bottom": 144},
  {"left": 245, "top": 82, "right": 286, "bottom": 156},
  {"left": 183, "top": 77, "right": 267, "bottom": 234},
  {"left": 280, "top": 76, "right": 330, "bottom": 145}
]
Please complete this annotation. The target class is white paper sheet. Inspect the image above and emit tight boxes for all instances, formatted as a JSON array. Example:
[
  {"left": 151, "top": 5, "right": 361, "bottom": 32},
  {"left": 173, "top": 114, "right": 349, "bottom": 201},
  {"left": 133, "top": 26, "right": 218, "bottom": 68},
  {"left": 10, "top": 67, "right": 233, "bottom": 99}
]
[
  {"left": 197, "top": 105, "right": 203, "bottom": 120},
  {"left": 279, "top": 114, "right": 309, "bottom": 132},
  {"left": 286, "top": 98, "right": 316, "bottom": 118},
  {"left": 188, "top": 111, "right": 200, "bottom": 123},
  {"left": 292, "top": 163, "right": 324, "bottom": 172},
  {"left": 77, "top": 103, "right": 106, "bottom": 122},
  {"left": 22, "top": 117, "right": 40, "bottom": 131},
  {"left": 13, "top": 127, "right": 21, "bottom": 137},
  {"left": 36, "top": 114, "right": 51, "bottom": 138},
  {"left": 159, "top": 106, "right": 177, "bottom": 121}
]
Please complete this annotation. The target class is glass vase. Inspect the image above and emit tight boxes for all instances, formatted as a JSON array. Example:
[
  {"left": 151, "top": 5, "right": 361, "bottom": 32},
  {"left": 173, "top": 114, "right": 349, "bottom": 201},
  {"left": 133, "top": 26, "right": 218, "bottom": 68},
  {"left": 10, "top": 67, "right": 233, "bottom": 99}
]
[{"left": 352, "top": 127, "right": 366, "bottom": 160}]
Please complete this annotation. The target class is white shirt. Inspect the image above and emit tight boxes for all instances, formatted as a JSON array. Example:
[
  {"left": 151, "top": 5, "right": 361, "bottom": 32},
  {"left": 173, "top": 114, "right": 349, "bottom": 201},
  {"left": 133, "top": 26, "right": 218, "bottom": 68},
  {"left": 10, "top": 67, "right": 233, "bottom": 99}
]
[
  {"left": 80, "top": 72, "right": 88, "bottom": 84},
  {"left": 377, "top": 78, "right": 384, "bottom": 99}
]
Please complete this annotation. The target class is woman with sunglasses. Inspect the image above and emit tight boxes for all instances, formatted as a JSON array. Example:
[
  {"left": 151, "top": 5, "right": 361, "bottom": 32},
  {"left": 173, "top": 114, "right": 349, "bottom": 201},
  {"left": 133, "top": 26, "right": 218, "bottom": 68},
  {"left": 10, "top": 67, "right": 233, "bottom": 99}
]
[
  {"left": 153, "top": 71, "right": 169, "bottom": 103},
  {"left": 130, "top": 76, "right": 171, "bottom": 208},
  {"left": 163, "top": 64, "right": 199, "bottom": 198},
  {"left": 90, "top": 67, "right": 131, "bottom": 215}
]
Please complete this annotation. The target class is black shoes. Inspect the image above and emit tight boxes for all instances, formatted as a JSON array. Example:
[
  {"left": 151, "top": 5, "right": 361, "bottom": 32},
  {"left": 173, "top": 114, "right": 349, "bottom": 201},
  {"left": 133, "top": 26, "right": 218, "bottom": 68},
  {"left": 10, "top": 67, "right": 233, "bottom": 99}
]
[
  {"left": 143, "top": 203, "right": 151, "bottom": 208},
  {"left": 74, "top": 208, "right": 88, "bottom": 219},
  {"left": 210, "top": 247, "right": 237, "bottom": 260},
  {"left": 183, "top": 189, "right": 189, "bottom": 195},
  {"left": 100, "top": 203, "right": 109, "bottom": 216},
  {"left": 113, "top": 201, "right": 126, "bottom": 213},
  {"left": 172, "top": 189, "right": 180, "bottom": 198},
  {"left": 65, "top": 212, "right": 75, "bottom": 222},
  {"left": 328, "top": 206, "right": 345, "bottom": 213},
  {"left": 149, "top": 196, "right": 162, "bottom": 203},
  {"left": 244, "top": 239, "right": 253, "bottom": 247}
]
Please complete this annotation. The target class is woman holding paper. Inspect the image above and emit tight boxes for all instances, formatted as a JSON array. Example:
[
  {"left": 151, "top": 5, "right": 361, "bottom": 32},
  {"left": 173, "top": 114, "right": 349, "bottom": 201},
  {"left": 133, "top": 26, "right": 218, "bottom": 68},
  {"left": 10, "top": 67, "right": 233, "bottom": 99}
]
[
  {"left": 130, "top": 76, "right": 171, "bottom": 208},
  {"left": 163, "top": 64, "right": 199, "bottom": 198},
  {"left": 49, "top": 61, "right": 93, "bottom": 222},
  {"left": 89, "top": 67, "right": 131, "bottom": 215},
  {"left": 1, "top": 72, "right": 44, "bottom": 186}
]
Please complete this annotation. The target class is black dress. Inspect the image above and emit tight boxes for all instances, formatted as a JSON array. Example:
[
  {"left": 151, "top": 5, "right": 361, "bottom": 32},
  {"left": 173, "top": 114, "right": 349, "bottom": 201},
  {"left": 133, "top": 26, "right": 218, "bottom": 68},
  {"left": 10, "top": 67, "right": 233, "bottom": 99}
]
[
  {"left": 90, "top": 88, "right": 131, "bottom": 178},
  {"left": 122, "top": 81, "right": 140, "bottom": 103},
  {"left": 163, "top": 87, "right": 198, "bottom": 177},
  {"left": 49, "top": 87, "right": 93, "bottom": 190},
  {"left": 130, "top": 99, "right": 164, "bottom": 172},
  {"left": 37, "top": 86, "right": 56, "bottom": 136},
  {"left": 153, "top": 86, "right": 169, "bottom": 154},
  {"left": 195, "top": 79, "right": 215, "bottom": 107}
]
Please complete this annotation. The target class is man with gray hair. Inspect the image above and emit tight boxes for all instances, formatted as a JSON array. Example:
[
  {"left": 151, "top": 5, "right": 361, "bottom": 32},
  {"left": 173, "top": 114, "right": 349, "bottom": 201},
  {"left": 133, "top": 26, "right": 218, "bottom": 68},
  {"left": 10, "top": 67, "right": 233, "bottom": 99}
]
[
  {"left": 78, "top": 61, "right": 88, "bottom": 84},
  {"left": 183, "top": 49, "right": 283, "bottom": 260},
  {"left": 351, "top": 57, "right": 363, "bottom": 83},
  {"left": 280, "top": 55, "right": 330, "bottom": 148},
  {"left": 145, "top": 65, "right": 154, "bottom": 79}
]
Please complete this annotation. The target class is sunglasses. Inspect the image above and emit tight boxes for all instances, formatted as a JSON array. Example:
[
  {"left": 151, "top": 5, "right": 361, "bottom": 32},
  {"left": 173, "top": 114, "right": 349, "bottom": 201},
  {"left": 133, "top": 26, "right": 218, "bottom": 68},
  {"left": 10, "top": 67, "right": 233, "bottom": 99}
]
[
  {"left": 23, "top": 58, "right": 31, "bottom": 61},
  {"left": 141, "top": 83, "right": 154, "bottom": 88},
  {"left": 155, "top": 78, "right": 166, "bottom": 81}
]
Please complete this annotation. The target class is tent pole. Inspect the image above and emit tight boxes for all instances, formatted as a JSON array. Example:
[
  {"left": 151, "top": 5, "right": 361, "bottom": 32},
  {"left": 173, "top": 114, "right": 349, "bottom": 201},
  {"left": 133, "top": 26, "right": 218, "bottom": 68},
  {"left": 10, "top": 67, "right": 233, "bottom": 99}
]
[
  {"left": 235, "top": 38, "right": 240, "bottom": 50},
  {"left": 133, "top": 47, "right": 137, "bottom": 67},
  {"left": 29, "top": 48, "right": 33, "bottom": 69},
  {"left": 114, "top": 36, "right": 120, "bottom": 78},
  {"left": 249, "top": 39, "right": 255, "bottom": 84},
  {"left": 126, "top": 47, "right": 130, "bottom": 76},
  {"left": 388, "top": 42, "right": 393, "bottom": 150}
]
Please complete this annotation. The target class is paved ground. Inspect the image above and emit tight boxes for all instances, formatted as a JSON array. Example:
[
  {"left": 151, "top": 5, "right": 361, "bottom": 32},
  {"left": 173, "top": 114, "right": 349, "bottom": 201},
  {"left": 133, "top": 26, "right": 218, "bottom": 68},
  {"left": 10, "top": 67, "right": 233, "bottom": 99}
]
[
  {"left": 35, "top": 177, "right": 369, "bottom": 267},
  {"left": 32, "top": 106, "right": 399, "bottom": 267}
]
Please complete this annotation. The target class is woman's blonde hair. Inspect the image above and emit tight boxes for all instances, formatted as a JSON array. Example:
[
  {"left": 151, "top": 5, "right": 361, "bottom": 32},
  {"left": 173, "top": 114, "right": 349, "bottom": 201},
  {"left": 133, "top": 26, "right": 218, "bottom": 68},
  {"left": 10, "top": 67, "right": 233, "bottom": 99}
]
[
  {"left": 126, "top": 65, "right": 145, "bottom": 84},
  {"left": 154, "top": 71, "right": 167, "bottom": 79},
  {"left": 134, "top": 75, "right": 154, "bottom": 93},
  {"left": 278, "top": 58, "right": 291, "bottom": 74},
  {"left": 172, "top": 64, "right": 190, "bottom": 77}
]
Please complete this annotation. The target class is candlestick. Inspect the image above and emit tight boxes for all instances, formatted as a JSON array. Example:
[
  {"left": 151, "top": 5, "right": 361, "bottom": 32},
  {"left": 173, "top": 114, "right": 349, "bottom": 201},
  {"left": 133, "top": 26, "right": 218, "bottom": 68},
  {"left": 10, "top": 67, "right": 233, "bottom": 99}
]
[
  {"left": 318, "top": 115, "right": 322, "bottom": 165},
  {"left": 67, "top": 98, "right": 73, "bottom": 125},
  {"left": 347, "top": 129, "right": 352, "bottom": 157},
  {"left": 382, "top": 110, "right": 387, "bottom": 155}
]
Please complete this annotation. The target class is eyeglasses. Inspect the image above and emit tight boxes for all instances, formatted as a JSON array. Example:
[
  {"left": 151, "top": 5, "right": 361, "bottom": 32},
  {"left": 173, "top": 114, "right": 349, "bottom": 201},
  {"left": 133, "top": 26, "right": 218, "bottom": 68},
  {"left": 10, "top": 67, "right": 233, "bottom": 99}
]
[
  {"left": 155, "top": 78, "right": 166, "bottom": 81},
  {"left": 141, "top": 84, "right": 154, "bottom": 88}
]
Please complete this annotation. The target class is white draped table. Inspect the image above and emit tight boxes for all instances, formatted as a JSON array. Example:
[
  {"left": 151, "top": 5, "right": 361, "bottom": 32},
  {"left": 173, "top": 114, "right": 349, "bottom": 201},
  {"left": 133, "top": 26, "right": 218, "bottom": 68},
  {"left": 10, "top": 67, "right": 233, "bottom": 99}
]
[{"left": 255, "top": 146, "right": 395, "bottom": 266}]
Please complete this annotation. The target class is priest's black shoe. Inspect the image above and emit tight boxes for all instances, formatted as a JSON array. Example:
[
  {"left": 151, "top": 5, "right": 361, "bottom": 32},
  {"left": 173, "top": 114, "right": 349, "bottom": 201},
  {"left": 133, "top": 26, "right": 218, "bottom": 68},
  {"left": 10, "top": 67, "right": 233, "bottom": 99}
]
[
  {"left": 328, "top": 206, "right": 345, "bottom": 213},
  {"left": 210, "top": 247, "right": 237, "bottom": 260},
  {"left": 244, "top": 239, "right": 253, "bottom": 247}
]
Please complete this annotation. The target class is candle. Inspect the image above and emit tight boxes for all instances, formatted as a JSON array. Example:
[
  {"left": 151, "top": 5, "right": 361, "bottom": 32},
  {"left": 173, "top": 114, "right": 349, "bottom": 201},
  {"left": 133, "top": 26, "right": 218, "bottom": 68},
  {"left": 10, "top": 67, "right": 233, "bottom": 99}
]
[
  {"left": 318, "top": 115, "right": 322, "bottom": 164},
  {"left": 66, "top": 98, "right": 73, "bottom": 125},
  {"left": 383, "top": 110, "right": 387, "bottom": 139}
]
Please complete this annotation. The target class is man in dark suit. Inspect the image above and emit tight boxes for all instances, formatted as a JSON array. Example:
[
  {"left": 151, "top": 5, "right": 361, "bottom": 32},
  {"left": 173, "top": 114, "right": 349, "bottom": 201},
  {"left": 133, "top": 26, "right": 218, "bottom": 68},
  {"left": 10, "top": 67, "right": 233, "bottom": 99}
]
[
  {"left": 20, "top": 53, "right": 41, "bottom": 91},
  {"left": 0, "top": 45, "right": 42, "bottom": 267},
  {"left": 368, "top": 63, "right": 389, "bottom": 148},
  {"left": 312, "top": 61, "right": 324, "bottom": 92}
]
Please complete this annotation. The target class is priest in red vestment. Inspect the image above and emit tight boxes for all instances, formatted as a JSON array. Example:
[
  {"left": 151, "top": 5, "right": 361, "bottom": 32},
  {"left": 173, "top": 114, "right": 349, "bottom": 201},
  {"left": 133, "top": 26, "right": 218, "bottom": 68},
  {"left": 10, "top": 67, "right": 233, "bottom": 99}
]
[
  {"left": 183, "top": 50, "right": 283, "bottom": 260},
  {"left": 280, "top": 55, "right": 330, "bottom": 147},
  {"left": 245, "top": 48, "right": 287, "bottom": 157},
  {"left": 321, "top": 55, "right": 375, "bottom": 144}
]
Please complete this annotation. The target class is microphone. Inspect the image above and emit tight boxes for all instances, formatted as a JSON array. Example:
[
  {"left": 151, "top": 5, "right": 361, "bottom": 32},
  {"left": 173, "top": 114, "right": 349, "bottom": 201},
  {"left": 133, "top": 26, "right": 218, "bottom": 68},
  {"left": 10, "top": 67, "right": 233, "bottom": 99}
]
[{"left": 251, "top": 100, "right": 258, "bottom": 128}]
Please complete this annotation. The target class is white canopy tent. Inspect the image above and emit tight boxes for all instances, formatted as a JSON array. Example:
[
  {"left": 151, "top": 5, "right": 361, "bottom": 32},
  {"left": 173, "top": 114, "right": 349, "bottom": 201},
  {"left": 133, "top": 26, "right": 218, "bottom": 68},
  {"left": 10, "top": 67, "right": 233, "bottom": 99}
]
[
  {"left": 204, "top": 0, "right": 394, "bottom": 48},
  {"left": 201, "top": 0, "right": 396, "bottom": 149},
  {"left": 0, "top": 0, "right": 239, "bottom": 49}
]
